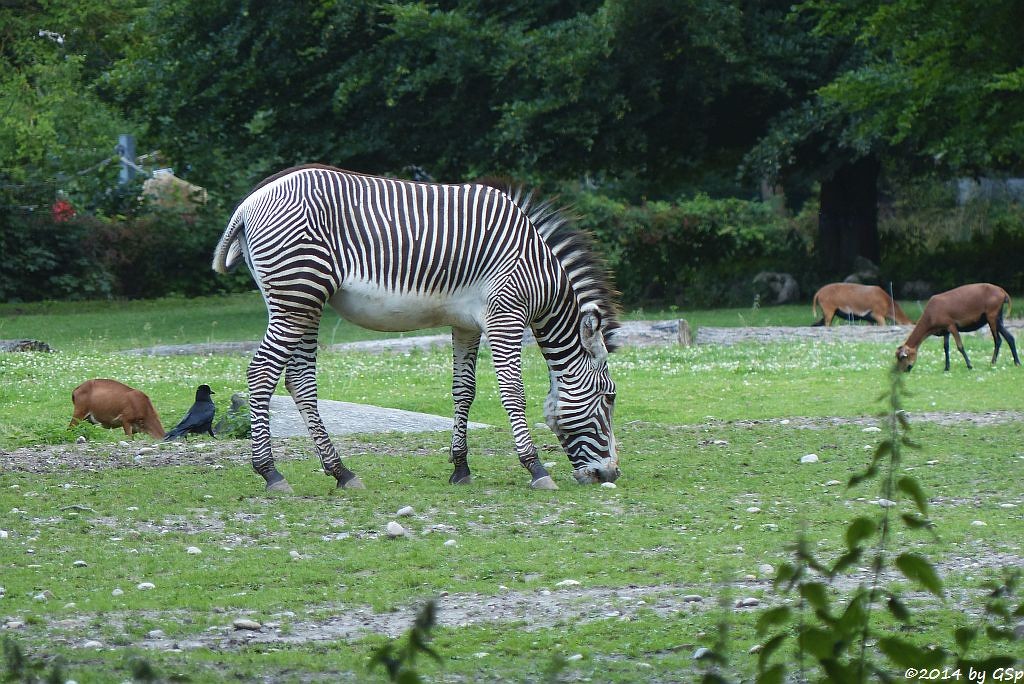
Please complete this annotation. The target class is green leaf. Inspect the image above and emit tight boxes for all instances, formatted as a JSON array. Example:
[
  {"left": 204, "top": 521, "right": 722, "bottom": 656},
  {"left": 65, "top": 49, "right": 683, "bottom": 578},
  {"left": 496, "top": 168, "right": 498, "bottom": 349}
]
[
  {"left": 755, "top": 607, "right": 791, "bottom": 636},
  {"left": 878, "top": 637, "right": 946, "bottom": 669},
  {"left": 757, "top": 634, "right": 787, "bottom": 671},
  {"left": 844, "top": 516, "right": 877, "bottom": 550},
  {"left": 797, "top": 626, "right": 835, "bottom": 659},
  {"left": 756, "top": 664, "right": 785, "bottom": 684},
  {"left": 953, "top": 626, "right": 977, "bottom": 653},
  {"left": 800, "top": 582, "right": 830, "bottom": 612},
  {"left": 900, "top": 513, "right": 935, "bottom": 531},
  {"left": 896, "top": 553, "right": 944, "bottom": 598},
  {"left": 897, "top": 476, "right": 928, "bottom": 514},
  {"left": 829, "top": 549, "right": 862, "bottom": 577},
  {"left": 847, "top": 464, "right": 878, "bottom": 489},
  {"left": 886, "top": 594, "right": 911, "bottom": 623}
]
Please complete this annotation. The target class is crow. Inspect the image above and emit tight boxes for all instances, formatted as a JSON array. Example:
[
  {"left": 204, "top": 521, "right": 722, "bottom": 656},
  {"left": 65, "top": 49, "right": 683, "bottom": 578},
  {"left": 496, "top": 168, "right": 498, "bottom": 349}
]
[{"left": 163, "top": 384, "right": 216, "bottom": 440}]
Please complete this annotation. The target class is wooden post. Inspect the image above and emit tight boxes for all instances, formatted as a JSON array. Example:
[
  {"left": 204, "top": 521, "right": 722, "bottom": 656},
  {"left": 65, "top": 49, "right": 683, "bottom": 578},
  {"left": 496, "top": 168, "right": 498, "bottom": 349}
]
[{"left": 677, "top": 319, "right": 692, "bottom": 346}]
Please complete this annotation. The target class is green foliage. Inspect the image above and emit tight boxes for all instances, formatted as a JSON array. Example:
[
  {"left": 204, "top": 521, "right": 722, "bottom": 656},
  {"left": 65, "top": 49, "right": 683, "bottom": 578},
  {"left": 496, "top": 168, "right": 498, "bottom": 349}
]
[
  {"left": 564, "top": 185, "right": 811, "bottom": 306},
  {"left": 368, "top": 600, "right": 441, "bottom": 683},
  {"left": 1, "top": 636, "right": 65, "bottom": 683}
]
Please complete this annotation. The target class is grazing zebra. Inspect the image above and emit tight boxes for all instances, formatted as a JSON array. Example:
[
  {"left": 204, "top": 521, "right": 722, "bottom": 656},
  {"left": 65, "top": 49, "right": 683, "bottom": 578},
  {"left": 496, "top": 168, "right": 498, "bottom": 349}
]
[{"left": 213, "top": 164, "right": 621, "bottom": 492}]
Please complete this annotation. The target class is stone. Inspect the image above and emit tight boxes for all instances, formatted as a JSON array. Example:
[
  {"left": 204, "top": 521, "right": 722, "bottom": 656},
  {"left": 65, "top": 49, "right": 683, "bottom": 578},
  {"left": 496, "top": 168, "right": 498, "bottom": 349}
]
[
  {"left": 693, "top": 647, "right": 712, "bottom": 660},
  {"left": 746, "top": 507, "right": 761, "bottom": 514},
  {"left": 396, "top": 506, "right": 415, "bottom": 517},
  {"left": 600, "top": 482, "right": 617, "bottom": 489},
  {"left": 82, "top": 640, "right": 103, "bottom": 649},
  {"left": 682, "top": 594, "right": 703, "bottom": 603},
  {"left": 111, "top": 588, "right": 124, "bottom": 596},
  {"left": 72, "top": 560, "right": 88, "bottom": 567},
  {"left": 735, "top": 597, "right": 760, "bottom": 608},
  {"left": 556, "top": 579, "right": 581, "bottom": 587},
  {"left": 800, "top": 454, "right": 819, "bottom": 464},
  {"left": 186, "top": 546, "right": 202, "bottom": 555},
  {"left": 443, "top": 539, "right": 457, "bottom": 547},
  {"left": 232, "top": 619, "right": 262, "bottom": 631},
  {"left": 386, "top": 521, "right": 405, "bottom": 538},
  {"left": 752, "top": 271, "right": 800, "bottom": 304},
  {"left": 137, "top": 582, "right": 156, "bottom": 590}
]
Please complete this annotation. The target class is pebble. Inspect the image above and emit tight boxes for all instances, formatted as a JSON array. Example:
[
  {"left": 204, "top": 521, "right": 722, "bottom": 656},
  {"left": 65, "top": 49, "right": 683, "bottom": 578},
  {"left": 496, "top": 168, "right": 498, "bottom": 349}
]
[
  {"left": 112, "top": 588, "right": 124, "bottom": 596},
  {"left": 186, "top": 546, "right": 202, "bottom": 555},
  {"left": 971, "top": 520, "right": 987, "bottom": 527},
  {"left": 825, "top": 480, "right": 842, "bottom": 486},
  {"left": 76, "top": 436, "right": 87, "bottom": 444},
  {"left": 862, "top": 426, "right": 882, "bottom": 433},
  {"left": 999, "top": 503, "right": 1016, "bottom": 509},
  {"left": 33, "top": 592, "right": 49, "bottom": 602},
  {"left": 137, "top": 582, "right": 155, "bottom": 590},
  {"left": 0, "top": 530, "right": 8, "bottom": 539},
  {"left": 566, "top": 653, "right": 584, "bottom": 662},
  {"left": 147, "top": 629, "right": 165, "bottom": 638},
  {"left": 82, "top": 640, "right": 103, "bottom": 649},
  {"left": 396, "top": 506, "right": 415, "bottom": 517},
  {"left": 473, "top": 652, "right": 489, "bottom": 658},
  {"left": 758, "top": 563, "right": 775, "bottom": 576},
  {"left": 0, "top": 586, "right": 5, "bottom": 598},
  {"left": 735, "top": 597, "right": 760, "bottom": 608},
  {"left": 556, "top": 579, "right": 581, "bottom": 587},
  {"left": 289, "top": 550, "right": 302, "bottom": 560},
  {"left": 4, "top": 621, "right": 24, "bottom": 629},
  {"left": 693, "top": 647, "right": 712, "bottom": 660},
  {"left": 682, "top": 594, "right": 703, "bottom": 603},
  {"left": 800, "top": 454, "right": 819, "bottom": 464},
  {"left": 600, "top": 482, "right": 617, "bottom": 489},
  {"left": 877, "top": 499, "right": 897, "bottom": 508},
  {"left": 386, "top": 521, "right": 405, "bottom": 538},
  {"left": 443, "top": 539, "right": 457, "bottom": 547},
  {"left": 748, "top": 644, "right": 763, "bottom": 654},
  {"left": 72, "top": 560, "right": 88, "bottom": 568},
  {"left": 543, "top": 461, "right": 557, "bottom": 468},
  {"left": 746, "top": 507, "right": 761, "bottom": 514},
  {"left": 136, "top": 447, "right": 155, "bottom": 456},
  {"left": 713, "top": 439, "right": 729, "bottom": 445},
  {"left": 118, "top": 441, "right": 129, "bottom": 447},
  {"left": 232, "top": 619, "right": 262, "bottom": 631},
  {"left": 926, "top": 460, "right": 939, "bottom": 465}
]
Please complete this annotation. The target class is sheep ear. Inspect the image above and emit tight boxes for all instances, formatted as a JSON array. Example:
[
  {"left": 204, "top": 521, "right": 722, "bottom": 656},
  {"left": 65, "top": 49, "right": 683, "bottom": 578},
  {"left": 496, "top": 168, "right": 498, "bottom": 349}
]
[
  {"left": 897, "top": 347, "right": 908, "bottom": 360},
  {"left": 580, "top": 308, "right": 608, "bottom": 365}
]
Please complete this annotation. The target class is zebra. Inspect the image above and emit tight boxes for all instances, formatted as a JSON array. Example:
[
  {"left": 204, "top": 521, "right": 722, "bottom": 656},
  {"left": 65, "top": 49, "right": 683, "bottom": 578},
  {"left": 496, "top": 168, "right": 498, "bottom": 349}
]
[{"left": 212, "top": 164, "right": 621, "bottom": 493}]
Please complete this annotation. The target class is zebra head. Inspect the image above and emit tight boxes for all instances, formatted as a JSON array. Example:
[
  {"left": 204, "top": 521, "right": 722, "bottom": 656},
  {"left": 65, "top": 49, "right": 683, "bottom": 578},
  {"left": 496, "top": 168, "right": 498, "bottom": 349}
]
[{"left": 544, "top": 307, "right": 620, "bottom": 484}]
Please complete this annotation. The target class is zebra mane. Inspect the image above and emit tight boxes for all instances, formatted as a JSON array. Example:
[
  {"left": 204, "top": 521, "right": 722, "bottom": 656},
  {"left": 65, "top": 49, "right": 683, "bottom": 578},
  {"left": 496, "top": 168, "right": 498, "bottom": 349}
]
[{"left": 477, "top": 178, "right": 622, "bottom": 352}]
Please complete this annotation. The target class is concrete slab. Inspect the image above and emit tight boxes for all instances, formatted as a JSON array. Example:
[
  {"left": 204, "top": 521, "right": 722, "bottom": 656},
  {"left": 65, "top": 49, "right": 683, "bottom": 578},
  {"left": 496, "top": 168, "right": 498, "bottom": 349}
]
[{"left": 268, "top": 395, "right": 489, "bottom": 438}]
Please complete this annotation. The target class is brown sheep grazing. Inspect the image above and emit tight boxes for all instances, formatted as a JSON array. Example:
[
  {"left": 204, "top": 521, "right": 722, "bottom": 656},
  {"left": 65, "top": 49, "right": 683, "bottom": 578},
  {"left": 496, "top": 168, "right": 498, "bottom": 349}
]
[
  {"left": 69, "top": 379, "right": 166, "bottom": 438},
  {"left": 895, "top": 283, "right": 1021, "bottom": 372},
  {"left": 812, "top": 283, "right": 913, "bottom": 327}
]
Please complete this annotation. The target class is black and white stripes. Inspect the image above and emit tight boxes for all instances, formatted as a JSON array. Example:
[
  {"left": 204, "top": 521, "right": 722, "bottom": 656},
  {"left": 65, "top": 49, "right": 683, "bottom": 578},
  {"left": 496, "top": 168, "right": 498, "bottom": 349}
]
[{"left": 214, "top": 164, "right": 621, "bottom": 491}]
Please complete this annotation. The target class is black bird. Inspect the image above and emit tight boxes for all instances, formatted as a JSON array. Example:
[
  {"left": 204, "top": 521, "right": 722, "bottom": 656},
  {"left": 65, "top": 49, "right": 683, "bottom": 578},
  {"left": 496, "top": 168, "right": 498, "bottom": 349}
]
[{"left": 163, "top": 384, "right": 216, "bottom": 440}]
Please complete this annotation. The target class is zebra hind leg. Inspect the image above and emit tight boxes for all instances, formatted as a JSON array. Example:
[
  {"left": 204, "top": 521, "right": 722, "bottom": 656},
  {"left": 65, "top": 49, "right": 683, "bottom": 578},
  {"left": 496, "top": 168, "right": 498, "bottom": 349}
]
[
  {"left": 285, "top": 328, "right": 365, "bottom": 490},
  {"left": 247, "top": 327, "right": 296, "bottom": 493},
  {"left": 449, "top": 328, "right": 481, "bottom": 484}
]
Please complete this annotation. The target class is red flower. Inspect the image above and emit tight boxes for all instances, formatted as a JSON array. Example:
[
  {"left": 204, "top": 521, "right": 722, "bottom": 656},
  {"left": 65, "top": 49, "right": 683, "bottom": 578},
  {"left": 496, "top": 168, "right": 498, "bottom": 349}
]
[{"left": 52, "top": 199, "right": 76, "bottom": 223}]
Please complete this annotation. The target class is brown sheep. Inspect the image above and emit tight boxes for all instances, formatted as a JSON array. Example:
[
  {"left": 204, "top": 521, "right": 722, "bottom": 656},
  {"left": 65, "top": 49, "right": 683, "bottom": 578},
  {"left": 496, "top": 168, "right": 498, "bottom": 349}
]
[
  {"left": 69, "top": 379, "right": 166, "bottom": 438},
  {"left": 812, "top": 283, "right": 913, "bottom": 327},
  {"left": 895, "top": 283, "right": 1021, "bottom": 372}
]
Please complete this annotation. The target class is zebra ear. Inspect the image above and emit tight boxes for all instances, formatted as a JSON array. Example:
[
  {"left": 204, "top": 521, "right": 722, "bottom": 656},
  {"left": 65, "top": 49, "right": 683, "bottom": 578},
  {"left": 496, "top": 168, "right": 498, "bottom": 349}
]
[{"left": 580, "top": 308, "right": 608, "bottom": 365}]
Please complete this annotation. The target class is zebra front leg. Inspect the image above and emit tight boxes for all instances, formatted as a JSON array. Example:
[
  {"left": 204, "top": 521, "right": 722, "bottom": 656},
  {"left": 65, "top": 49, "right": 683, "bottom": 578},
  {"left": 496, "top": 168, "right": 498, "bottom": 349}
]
[
  {"left": 488, "top": 331, "right": 558, "bottom": 490},
  {"left": 449, "top": 328, "right": 481, "bottom": 484},
  {"left": 284, "top": 330, "right": 364, "bottom": 490}
]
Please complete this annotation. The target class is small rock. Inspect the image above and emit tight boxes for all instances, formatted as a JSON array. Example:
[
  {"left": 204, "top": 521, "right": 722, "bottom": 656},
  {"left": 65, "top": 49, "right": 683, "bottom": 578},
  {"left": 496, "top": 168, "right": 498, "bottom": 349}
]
[
  {"left": 682, "top": 594, "right": 703, "bottom": 603},
  {"left": 111, "top": 588, "right": 124, "bottom": 596},
  {"left": 63, "top": 602, "right": 75, "bottom": 609},
  {"left": 232, "top": 618, "right": 262, "bottom": 631},
  {"left": 758, "top": 563, "right": 774, "bottom": 576},
  {"left": 743, "top": 574, "right": 757, "bottom": 581},
  {"left": 186, "top": 546, "right": 202, "bottom": 555},
  {"left": 137, "top": 582, "right": 155, "bottom": 590},
  {"left": 800, "top": 454, "right": 819, "bottom": 464},
  {"left": 147, "top": 629, "right": 165, "bottom": 639},
  {"left": 735, "top": 597, "right": 760, "bottom": 608},
  {"left": 136, "top": 447, "right": 155, "bottom": 456},
  {"left": 926, "top": 460, "right": 939, "bottom": 465},
  {"left": 0, "top": 586, "right": 5, "bottom": 598},
  {"left": 825, "top": 480, "right": 842, "bottom": 486},
  {"left": 971, "top": 520, "right": 987, "bottom": 527},
  {"left": 289, "top": 550, "right": 302, "bottom": 560},
  {"left": 746, "top": 507, "right": 761, "bottom": 514},
  {"left": 877, "top": 499, "right": 897, "bottom": 508},
  {"left": 386, "top": 521, "right": 405, "bottom": 538},
  {"left": 4, "top": 621, "right": 25, "bottom": 629},
  {"left": 748, "top": 644, "right": 763, "bottom": 654},
  {"left": 693, "top": 647, "right": 712, "bottom": 660},
  {"left": 118, "top": 441, "right": 129, "bottom": 447},
  {"left": 780, "top": 419, "right": 790, "bottom": 425},
  {"left": 566, "top": 653, "right": 584, "bottom": 662},
  {"left": 443, "top": 539, "right": 457, "bottom": 547},
  {"left": 33, "top": 592, "right": 49, "bottom": 602},
  {"left": 999, "top": 503, "right": 1016, "bottom": 509},
  {"left": 396, "top": 506, "right": 415, "bottom": 517},
  {"left": 72, "top": 560, "right": 88, "bottom": 568},
  {"left": 543, "top": 461, "right": 557, "bottom": 469},
  {"left": 82, "top": 640, "right": 103, "bottom": 649},
  {"left": 862, "top": 426, "right": 882, "bottom": 433},
  {"left": 600, "top": 482, "right": 617, "bottom": 489},
  {"left": 75, "top": 435, "right": 87, "bottom": 444},
  {"left": 713, "top": 439, "right": 729, "bottom": 445},
  {"left": 556, "top": 579, "right": 581, "bottom": 587},
  {"left": 473, "top": 652, "right": 489, "bottom": 658},
  {"left": 0, "top": 530, "right": 8, "bottom": 539}
]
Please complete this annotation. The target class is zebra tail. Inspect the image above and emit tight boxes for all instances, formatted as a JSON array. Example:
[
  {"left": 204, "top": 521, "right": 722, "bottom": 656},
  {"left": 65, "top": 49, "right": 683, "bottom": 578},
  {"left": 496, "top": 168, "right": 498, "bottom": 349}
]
[{"left": 212, "top": 203, "right": 245, "bottom": 274}]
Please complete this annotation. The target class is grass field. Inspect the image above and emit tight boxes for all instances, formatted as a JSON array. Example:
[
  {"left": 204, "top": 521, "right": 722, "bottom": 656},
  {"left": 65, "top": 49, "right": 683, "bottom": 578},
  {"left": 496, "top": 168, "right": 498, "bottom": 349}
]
[{"left": 0, "top": 295, "right": 1021, "bottom": 682}]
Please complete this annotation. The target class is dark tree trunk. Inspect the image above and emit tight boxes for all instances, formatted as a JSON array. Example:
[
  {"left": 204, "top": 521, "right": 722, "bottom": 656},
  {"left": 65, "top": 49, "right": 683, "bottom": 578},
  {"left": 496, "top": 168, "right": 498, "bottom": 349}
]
[{"left": 817, "top": 156, "right": 881, "bottom": 277}]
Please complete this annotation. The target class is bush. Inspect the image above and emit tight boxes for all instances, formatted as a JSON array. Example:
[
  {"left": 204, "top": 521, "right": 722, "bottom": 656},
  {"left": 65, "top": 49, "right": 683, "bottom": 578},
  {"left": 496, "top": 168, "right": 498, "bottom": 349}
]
[{"left": 560, "top": 185, "right": 813, "bottom": 307}]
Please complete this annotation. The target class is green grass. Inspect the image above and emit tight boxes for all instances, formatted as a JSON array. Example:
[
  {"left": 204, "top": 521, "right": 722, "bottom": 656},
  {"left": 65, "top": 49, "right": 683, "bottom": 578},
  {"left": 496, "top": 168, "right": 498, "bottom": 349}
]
[{"left": 1, "top": 295, "right": 1022, "bottom": 682}]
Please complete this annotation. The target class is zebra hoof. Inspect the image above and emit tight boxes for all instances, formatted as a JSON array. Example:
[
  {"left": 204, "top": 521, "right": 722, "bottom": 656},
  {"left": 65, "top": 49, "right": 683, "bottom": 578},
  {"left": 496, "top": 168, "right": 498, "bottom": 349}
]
[
  {"left": 530, "top": 475, "right": 558, "bottom": 491},
  {"left": 450, "top": 474, "right": 473, "bottom": 485},
  {"left": 266, "top": 479, "right": 294, "bottom": 494},
  {"left": 338, "top": 475, "right": 366, "bottom": 490}
]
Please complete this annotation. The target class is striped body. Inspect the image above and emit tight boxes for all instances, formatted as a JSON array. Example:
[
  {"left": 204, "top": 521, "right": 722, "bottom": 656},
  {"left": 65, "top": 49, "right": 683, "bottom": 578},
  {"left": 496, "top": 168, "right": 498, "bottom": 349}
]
[{"left": 214, "top": 165, "right": 621, "bottom": 491}]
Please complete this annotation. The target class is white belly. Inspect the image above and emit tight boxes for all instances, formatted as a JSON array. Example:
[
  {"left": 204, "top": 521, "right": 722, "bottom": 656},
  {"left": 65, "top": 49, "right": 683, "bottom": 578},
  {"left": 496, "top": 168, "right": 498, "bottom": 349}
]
[{"left": 328, "top": 280, "right": 488, "bottom": 332}]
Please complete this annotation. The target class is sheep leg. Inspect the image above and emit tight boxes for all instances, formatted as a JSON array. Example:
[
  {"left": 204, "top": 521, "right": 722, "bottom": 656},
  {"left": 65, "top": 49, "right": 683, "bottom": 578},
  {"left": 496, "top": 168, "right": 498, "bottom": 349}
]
[{"left": 949, "top": 327, "right": 971, "bottom": 370}]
